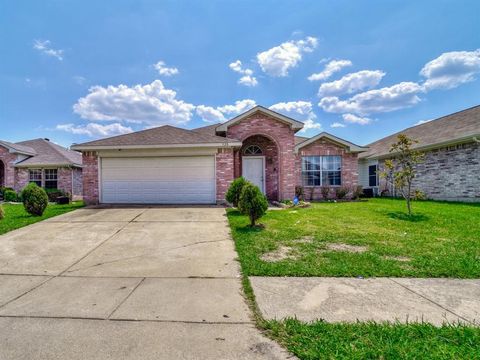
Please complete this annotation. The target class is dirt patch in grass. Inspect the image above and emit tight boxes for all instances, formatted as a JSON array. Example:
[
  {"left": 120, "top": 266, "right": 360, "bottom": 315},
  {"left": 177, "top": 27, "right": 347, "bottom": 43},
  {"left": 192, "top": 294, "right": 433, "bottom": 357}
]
[
  {"left": 293, "top": 236, "right": 314, "bottom": 244},
  {"left": 260, "top": 246, "right": 298, "bottom": 262},
  {"left": 326, "top": 243, "right": 368, "bottom": 253}
]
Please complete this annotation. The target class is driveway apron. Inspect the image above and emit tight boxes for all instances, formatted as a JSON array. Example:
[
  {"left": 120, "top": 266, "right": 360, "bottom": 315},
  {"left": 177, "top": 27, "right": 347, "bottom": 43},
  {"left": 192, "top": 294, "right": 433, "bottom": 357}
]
[{"left": 0, "top": 207, "right": 291, "bottom": 359}]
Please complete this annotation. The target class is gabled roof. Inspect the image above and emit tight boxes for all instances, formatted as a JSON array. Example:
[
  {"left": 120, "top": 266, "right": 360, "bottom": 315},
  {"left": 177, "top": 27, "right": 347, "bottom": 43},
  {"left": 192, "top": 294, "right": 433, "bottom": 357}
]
[
  {"left": 14, "top": 139, "right": 82, "bottom": 167},
  {"left": 71, "top": 125, "right": 241, "bottom": 150},
  {"left": 215, "top": 106, "right": 304, "bottom": 132},
  {"left": 295, "top": 132, "right": 368, "bottom": 153},
  {"left": 360, "top": 105, "right": 480, "bottom": 159},
  {"left": 0, "top": 140, "right": 37, "bottom": 156}
]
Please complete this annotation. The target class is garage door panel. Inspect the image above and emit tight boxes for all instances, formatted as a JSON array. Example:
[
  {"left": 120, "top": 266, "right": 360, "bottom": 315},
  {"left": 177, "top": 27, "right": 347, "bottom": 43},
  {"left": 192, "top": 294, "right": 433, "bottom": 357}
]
[
  {"left": 101, "top": 156, "right": 216, "bottom": 204},
  {"left": 102, "top": 167, "right": 214, "bottom": 181}
]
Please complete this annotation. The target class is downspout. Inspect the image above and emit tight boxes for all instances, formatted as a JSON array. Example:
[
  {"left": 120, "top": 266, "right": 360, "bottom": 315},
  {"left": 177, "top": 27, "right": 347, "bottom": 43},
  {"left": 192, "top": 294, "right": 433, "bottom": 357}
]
[
  {"left": 473, "top": 136, "right": 480, "bottom": 144},
  {"left": 71, "top": 166, "right": 74, "bottom": 198}
]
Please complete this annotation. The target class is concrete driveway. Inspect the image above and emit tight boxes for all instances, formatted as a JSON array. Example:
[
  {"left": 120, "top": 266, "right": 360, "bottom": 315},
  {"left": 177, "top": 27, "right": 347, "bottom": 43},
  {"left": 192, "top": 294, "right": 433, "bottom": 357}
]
[{"left": 0, "top": 207, "right": 290, "bottom": 359}]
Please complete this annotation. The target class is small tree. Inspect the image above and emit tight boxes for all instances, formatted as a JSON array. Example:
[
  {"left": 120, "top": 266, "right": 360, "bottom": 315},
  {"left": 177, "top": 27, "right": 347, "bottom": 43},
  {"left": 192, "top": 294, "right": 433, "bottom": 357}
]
[
  {"left": 225, "top": 177, "right": 247, "bottom": 207},
  {"left": 380, "top": 134, "right": 424, "bottom": 216},
  {"left": 238, "top": 182, "right": 268, "bottom": 227},
  {"left": 21, "top": 183, "right": 48, "bottom": 216}
]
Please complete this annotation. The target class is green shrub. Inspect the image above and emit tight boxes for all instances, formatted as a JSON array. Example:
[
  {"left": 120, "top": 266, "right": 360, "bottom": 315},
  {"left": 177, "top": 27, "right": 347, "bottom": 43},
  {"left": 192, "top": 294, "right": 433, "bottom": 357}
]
[
  {"left": 238, "top": 182, "right": 268, "bottom": 227},
  {"left": 4, "top": 189, "right": 18, "bottom": 202},
  {"left": 320, "top": 186, "right": 330, "bottom": 200},
  {"left": 225, "top": 177, "right": 248, "bottom": 207},
  {"left": 351, "top": 185, "right": 364, "bottom": 200},
  {"left": 21, "top": 183, "right": 48, "bottom": 216},
  {"left": 0, "top": 204, "right": 4, "bottom": 220},
  {"left": 334, "top": 186, "right": 349, "bottom": 200},
  {"left": 45, "top": 188, "right": 66, "bottom": 202}
]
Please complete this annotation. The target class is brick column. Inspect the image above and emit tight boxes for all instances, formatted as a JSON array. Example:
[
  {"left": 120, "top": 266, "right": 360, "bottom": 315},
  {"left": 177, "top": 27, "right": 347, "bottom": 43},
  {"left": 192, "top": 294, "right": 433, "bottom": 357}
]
[
  {"left": 82, "top": 152, "right": 99, "bottom": 205},
  {"left": 216, "top": 148, "right": 234, "bottom": 203}
]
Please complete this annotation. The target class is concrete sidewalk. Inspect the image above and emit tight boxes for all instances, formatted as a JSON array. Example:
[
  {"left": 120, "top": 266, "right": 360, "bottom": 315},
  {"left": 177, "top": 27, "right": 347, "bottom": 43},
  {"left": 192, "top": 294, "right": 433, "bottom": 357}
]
[{"left": 251, "top": 277, "right": 480, "bottom": 325}]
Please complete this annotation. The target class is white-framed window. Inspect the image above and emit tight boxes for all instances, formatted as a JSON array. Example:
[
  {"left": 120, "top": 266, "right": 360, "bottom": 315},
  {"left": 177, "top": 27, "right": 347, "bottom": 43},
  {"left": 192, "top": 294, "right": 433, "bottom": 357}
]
[
  {"left": 302, "top": 156, "right": 342, "bottom": 186},
  {"left": 243, "top": 145, "right": 263, "bottom": 155},
  {"left": 44, "top": 169, "right": 58, "bottom": 189},
  {"left": 29, "top": 169, "right": 42, "bottom": 187}
]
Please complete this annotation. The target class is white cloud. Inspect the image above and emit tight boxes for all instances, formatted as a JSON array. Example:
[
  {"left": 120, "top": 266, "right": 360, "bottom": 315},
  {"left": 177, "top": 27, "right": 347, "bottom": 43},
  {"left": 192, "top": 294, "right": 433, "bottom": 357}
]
[
  {"left": 342, "top": 113, "right": 372, "bottom": 125},
  {"left": 73, "top": 80, "right": 195, "bottom": 126},
  {"left": 319, "top": 82, "right": 423, "bottom": 115},
  {"left": 238, "top": 75, "right": 258, "bottom": 87},
  {"left": 330, "top": 122, "right": 346, "bottom": 128},
  {"left": 229, "top": 60, "right": 258, "bottom": 87},
  {"left": 308, "top": 59, "right": 352, "bottom": 81},
  {"left": 318, "top": 70, "right": 385, "bottom": 97},
  {"left": 257, "top": 36, "right": 318, "bottom": 77},
  {"left": 415, "top": 119, "right": 433, "bottom": 125},
  {"left": 299, "top": 119, "right": 322, "bottom": 133},
  {"left": 269, "top": 101, "right": 321, "bottom": 133},
  {"left": 269, "top": 101, "right": 317, "bottom": 121},
  {"left": 196, "top": 99, "right": 257, "bottom": 123},
  {"left": 56, "top": 123, "right": 133, "bottom": 137},
  {"left": 153, "top": 61, "right": 179, "bottom": 76},
  {"left": 33, "top": 40, "right": 64, "bottom": 60},
  {"left": 420, "top": 49, "right": 480, "bottom": 90}
]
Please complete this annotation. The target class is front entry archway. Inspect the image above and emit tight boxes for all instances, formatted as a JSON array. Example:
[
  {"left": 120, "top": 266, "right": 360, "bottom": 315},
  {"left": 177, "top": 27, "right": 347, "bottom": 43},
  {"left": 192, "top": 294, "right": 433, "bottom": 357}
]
[{"left": 238, "top": 134, "right": 279, "bottom": 201}]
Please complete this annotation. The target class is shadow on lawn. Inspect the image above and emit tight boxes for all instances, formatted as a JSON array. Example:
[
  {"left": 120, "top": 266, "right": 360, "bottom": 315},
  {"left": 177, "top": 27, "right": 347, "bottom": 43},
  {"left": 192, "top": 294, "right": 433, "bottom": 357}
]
[{"left": 387, "top": 212, "right": 430, "bottom": 222}]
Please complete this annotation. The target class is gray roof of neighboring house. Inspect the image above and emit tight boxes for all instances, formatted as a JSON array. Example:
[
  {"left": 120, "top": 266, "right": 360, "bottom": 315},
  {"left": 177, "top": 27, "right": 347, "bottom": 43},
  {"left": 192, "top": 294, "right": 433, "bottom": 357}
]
[
  {"left": 0, "top": 140, "right": 37, "bottom": 156},
  {"left": 360, "top": 105, "right": 480, "bottom": 159},
  {"left": 13, "top": 139, "right": 82, "bottom": 167},
  {"left": 71, "top": 125, "right": 241, "bottom": 150}
]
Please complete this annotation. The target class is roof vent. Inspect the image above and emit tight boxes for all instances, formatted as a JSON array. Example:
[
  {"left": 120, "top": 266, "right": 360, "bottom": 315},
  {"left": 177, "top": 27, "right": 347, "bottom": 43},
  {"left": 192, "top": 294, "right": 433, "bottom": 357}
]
[{"left": 44, "top": 138, "right": 50, "bottom": 141}]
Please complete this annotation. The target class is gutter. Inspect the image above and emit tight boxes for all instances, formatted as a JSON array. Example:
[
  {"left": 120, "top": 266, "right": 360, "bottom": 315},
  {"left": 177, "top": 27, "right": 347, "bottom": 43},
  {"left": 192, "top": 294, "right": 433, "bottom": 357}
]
[{"left": 71, "top": 142, "right": 242, "bottom": 151}]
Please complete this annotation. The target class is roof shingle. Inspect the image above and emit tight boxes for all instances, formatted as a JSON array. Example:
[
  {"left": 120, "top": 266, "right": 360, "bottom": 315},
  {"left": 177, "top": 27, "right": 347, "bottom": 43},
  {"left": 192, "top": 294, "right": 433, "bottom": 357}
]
[
  {"left": 14, "top": 139, "right": 82, "bottom": 167},
  {"left": 360, "top": 105, "right": 480, "bottom": 159}
]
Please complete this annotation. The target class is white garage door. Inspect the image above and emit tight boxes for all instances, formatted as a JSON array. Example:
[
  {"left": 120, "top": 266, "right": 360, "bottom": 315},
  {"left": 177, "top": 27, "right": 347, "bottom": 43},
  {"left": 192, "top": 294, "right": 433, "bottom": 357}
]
[{"left": 101, "top": 156, "right": 216, "bottom": 204}]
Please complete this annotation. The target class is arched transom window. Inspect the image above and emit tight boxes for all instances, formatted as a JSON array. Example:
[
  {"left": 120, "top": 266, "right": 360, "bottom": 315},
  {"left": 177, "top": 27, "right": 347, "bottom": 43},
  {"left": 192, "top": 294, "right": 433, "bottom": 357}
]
[{"left": 244, "top": 145, "right": 263, "bottom": 155}]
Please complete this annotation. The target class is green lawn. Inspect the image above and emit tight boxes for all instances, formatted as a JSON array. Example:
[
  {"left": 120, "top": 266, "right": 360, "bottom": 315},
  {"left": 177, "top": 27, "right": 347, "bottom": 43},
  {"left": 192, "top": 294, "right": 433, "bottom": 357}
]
[
  {"left": 265, "top": 319, "right": 480, "bottom": 360},
  {"left": 227, "top": 198, "right": 480, "bottom": 278},
  {"left": 0, "top": 202, "right": 85, "bottom": 235}
]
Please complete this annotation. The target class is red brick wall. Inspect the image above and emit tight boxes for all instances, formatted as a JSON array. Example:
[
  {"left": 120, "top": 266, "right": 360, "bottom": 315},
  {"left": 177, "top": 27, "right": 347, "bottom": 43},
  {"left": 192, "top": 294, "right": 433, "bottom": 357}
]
[
  {"left": 240, "top": 135, "right": 279, "bottom": 200},
  {"left": 0, "top": 145, "right": 18, "bottom": 188},
  {"left": 296, "top": 138, "right": 359, "bottom": 200},
  {"left": 226, "top": 112, "right": 296, "bottom": 200},
  {"left": 14, "top": 168, "right": 29, "bottom": 192},
  {"left": 58, "top": 167, "right": 72, "bottom": 195},
  {"left": 216, "top": 148, "right": 234, "bottom": 202},
  {"left": 82, "top": 152, "right": 99, "bottom": 205}
]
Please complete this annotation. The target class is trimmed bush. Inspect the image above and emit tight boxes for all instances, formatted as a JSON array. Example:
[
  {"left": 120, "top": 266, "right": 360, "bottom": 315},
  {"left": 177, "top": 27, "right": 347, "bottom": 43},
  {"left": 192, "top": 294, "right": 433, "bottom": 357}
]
[
  {"left": 0, "top": 204, "right": 4, "bottom": 220},
  {"left": 238, "top": 182, "right": 268, "bottom": 227},
  {"left": 4, "top": 189, "right": 18, "bottom": 202},
  {"left": 225, "top": 177, "right": 247, "bottom": 207},
  {"left": 21, "top": 183, "right": 48, "bottom": 216},
  {"left": 45, "top": 188, "right": 66, "bottom": 202},
  {"left": 335, "top": 186, "right": 349, "bottom": 200},
  {"left": 351, "top": 185, "right": 364, "bottom": 200},
  {"left": 320, "top": 186, "right": 330, "bottom": 200}
]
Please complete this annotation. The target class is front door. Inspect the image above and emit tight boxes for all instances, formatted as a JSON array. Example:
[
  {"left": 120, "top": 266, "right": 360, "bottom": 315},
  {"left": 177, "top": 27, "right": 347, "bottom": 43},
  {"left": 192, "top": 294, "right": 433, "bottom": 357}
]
[{"left": 242, "top": 156, "right": 265, "bottom": 193}]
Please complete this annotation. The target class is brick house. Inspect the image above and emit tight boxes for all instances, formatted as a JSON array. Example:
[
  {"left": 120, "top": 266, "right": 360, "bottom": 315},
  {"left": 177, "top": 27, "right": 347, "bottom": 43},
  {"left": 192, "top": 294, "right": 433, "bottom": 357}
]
[
  {"left": 72, "top": 106, "right": 367, "bottom": 205},
  {"left": 0, "top": 138, "right": 83, "bottom": 199},
  {"left": 359, "top": 105, "right": 480, "bottom": 202}
]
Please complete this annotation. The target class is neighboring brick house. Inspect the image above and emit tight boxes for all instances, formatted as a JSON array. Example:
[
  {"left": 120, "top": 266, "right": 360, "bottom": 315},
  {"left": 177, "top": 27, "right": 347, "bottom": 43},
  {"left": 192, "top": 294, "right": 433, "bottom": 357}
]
[
  {"left": 0, "top": 138, "right": 83, "bottom": 199},
  {"left": 359, "top": 105, "right": 480, "bottom": 202},
  {"left": 72, "top": 106, "right": 367, "bottom": 204}
]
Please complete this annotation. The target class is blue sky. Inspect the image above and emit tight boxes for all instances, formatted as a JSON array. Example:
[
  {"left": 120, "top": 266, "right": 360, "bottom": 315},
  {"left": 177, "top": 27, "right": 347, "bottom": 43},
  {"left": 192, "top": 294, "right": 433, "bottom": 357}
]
[{"left": 1, "top": 0, "right": 479, "bottom": 147}]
